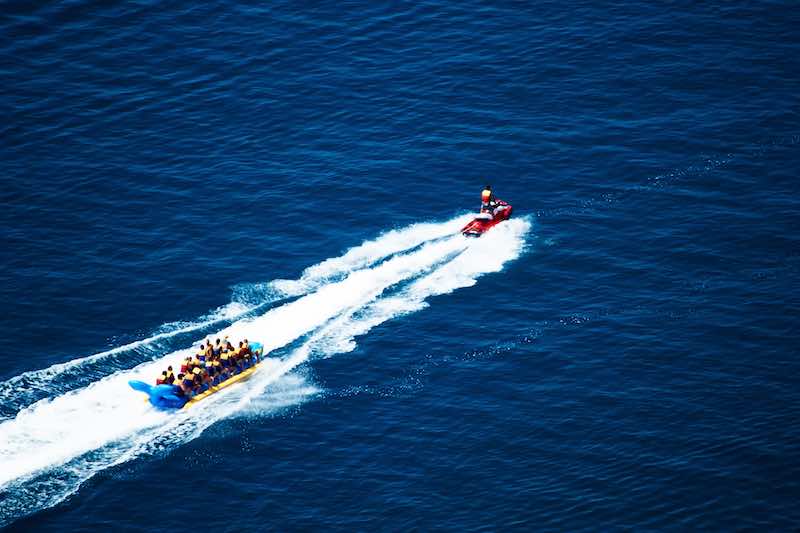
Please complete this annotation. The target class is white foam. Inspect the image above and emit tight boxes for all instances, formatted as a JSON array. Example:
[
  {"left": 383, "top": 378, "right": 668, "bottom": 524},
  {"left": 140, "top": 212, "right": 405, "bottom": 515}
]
[
  {"left": 0, "top": 301, "right": 254, "bottom": 415},
  {"left": 268, "top": 214, "right": 472, "bottom": 296},
  {"left": 0, "top": 214, "right": 531, "bottom": 526},
  {"left": 0, "top": 215, "right": 471, "bottom": 413},
  {"left": 309, "top": 217, "right": 532, "bottom": 356},
  {"left": 0, "top": 231, "right": 467, "bottom": 491},
  {"left": 0, "top": 370, "right": 317, "bottom": 526}
]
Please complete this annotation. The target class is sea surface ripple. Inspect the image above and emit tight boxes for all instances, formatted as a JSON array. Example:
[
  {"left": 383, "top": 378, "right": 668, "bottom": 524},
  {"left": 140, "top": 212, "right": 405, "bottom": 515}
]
[{"left": 1, "top": 1, "right": 799, "bottom": 531}]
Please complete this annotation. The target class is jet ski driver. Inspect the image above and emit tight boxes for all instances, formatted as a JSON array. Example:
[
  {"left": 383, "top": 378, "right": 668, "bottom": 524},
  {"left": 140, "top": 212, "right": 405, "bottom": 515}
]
[
  {"left": 480, "top": 184, "right": 510, "bottom": 219},
  {"left": 481, "top": 184, "right": 498, "bottom": 216}
]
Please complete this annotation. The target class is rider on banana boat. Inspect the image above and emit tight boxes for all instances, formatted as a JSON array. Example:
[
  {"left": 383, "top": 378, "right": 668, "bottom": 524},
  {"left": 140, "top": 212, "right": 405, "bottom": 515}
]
[
  {"left": 220, "top": 346, "right": 231, "bottom": 371},
  {"left": 179, "top": 373, "right": 193, "bottom": 396},
  {"left": 211, "top": 358, "right": 224, "bottom": 383},
  {"left": 149, "top": 337, "right": 264, "bottom": 395},
  {"left": 196, "top": 343, "right": 207, "bottom": 363},
  {"left": 204, "top": 339, "right": 213, "bottom": 358}
]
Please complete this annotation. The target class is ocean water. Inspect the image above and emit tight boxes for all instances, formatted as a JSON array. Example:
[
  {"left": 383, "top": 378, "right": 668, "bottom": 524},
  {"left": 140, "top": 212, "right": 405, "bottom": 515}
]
[{"left": 1, "top": 1, "right": 799, "bottom": 530}]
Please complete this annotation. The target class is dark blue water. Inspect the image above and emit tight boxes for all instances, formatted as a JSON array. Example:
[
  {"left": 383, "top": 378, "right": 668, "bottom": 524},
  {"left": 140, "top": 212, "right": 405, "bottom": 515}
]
[{"left": 2, "top": 1, "right": 799, "bottom": 530}]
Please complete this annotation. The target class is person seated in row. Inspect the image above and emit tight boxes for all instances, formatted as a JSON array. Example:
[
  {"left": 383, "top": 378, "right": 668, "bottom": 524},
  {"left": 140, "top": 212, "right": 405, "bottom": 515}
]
[
  {"left": 220, "top": 347, "right": 236, "bottom": 374},
  {"left": 195, "top": 360, "right": 220, "bottom": 393},
  {"left": 178, "top": 372, "right": 193, "bottom": 397},
  {"left": 240, "top": 340, "right": 256, "bottom": 363},
  {"left": 202, "top": 368, "right": 214, "bottom": 389},
  {"left": 180, "top": 367, "right": 203, "bottom": 396},
  {"left": 236, "top": 340, "right": 255, "bottom": 369},
  {"left": 189, "top": 348, "right": 220, "bottom": 386},
  {"left": 172, "top": 356, "right": 203, "bottom": 395},
  {"left": 194, "top": 371, "right": 206, "bottom": 393},
  {"left": 199, "top": 346, "right": 228, "bottom": 383},
  {"left": 229, "top": 341, "right": 246, "bottom": 371},
  {"left": 206, "top": 359, "right": 221, "bottom": 385},
  {"left": 216, "top": 354, "right": 234, "bottom": 382},
  {"left": 154, "top": 366, "right": 176, "bottom": 385},
  {"left": 168, "top": 336, "right": 263, "bottom": 390},
  {"left": 212, "top": 337, "right": 230, "bottom": 357},
  {"left": 185, "top": 349, "right": 208, "bottom": 371},
  {"left": 195, "top": 343, "right": 209, "bottom": 362},
  {"left": 236, "top": 341, "right": 248, "bottom": 368},
  {"left": 230, "top": 339, "right": 257, "bottom": 366}
]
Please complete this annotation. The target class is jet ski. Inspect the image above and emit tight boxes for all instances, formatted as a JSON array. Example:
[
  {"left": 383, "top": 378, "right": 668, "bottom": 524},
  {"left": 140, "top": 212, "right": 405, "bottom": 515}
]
[{"left": 461, "top": 200, "right": 513, "bottom": 237}]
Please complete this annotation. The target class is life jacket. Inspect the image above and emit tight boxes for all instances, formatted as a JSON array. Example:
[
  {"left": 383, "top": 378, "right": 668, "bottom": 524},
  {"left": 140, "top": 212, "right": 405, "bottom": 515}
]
[
  {"left": 166, "top": 372, "right": 175, "bottom": 384},
  {"left": 213, "top": 343, "right": 222, "bottom": 356},
  {"left": 156, "top": 377, "right": 165, "bottom": 385},
  {"left": 481, "top": 189, "right": 492, "bottom": 203},
  {"left": 192, "top": 366, "right": 203, "bottom": 376}
]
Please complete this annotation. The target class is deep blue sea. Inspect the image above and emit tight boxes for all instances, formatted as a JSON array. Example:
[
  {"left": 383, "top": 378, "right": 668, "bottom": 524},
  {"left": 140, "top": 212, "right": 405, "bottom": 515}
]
[{"left": 2, "top": 1, "right": 800, "bottom": 531}]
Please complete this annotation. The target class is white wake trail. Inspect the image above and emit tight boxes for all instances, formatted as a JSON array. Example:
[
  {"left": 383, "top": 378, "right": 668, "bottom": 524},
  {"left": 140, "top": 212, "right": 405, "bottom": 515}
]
[
  {"left": 0, "top": 214, "right": 529, "bottom": 527},
  {"left": 0, "top": 214, "right": 471, "bottom": 416},
  {"left": 308, "top": 217, "right": 531, "bottom": 356},
  {"left": 268, "top": 214, "right": 472, "bottom": 296},
  {"left": 0, "top": 231, "right": 468, "bottom": 497},
  {"left": 0, "top": 302, "right": 252, "bottom": 411}
]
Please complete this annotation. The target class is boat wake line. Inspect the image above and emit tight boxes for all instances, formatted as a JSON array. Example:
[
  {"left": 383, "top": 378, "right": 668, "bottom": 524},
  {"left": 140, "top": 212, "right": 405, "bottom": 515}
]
[
  {"left": 0, "top": 216, "right": 465, "bottom": 417},
  {"left": 0, "top": 213, "right": 531, "bottom": 527}
]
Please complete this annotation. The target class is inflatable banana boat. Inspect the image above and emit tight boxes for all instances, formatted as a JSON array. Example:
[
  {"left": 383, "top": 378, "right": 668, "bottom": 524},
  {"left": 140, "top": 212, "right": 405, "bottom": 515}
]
[{"left": 129, "top": 342, "right": 264, "bottom": 410}]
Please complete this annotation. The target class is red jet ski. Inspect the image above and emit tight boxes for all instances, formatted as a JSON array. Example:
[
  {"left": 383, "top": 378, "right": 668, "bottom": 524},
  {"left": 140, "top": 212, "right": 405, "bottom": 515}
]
[{"left": 461, "top": 200, "right": 513, "bottom": 237}]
